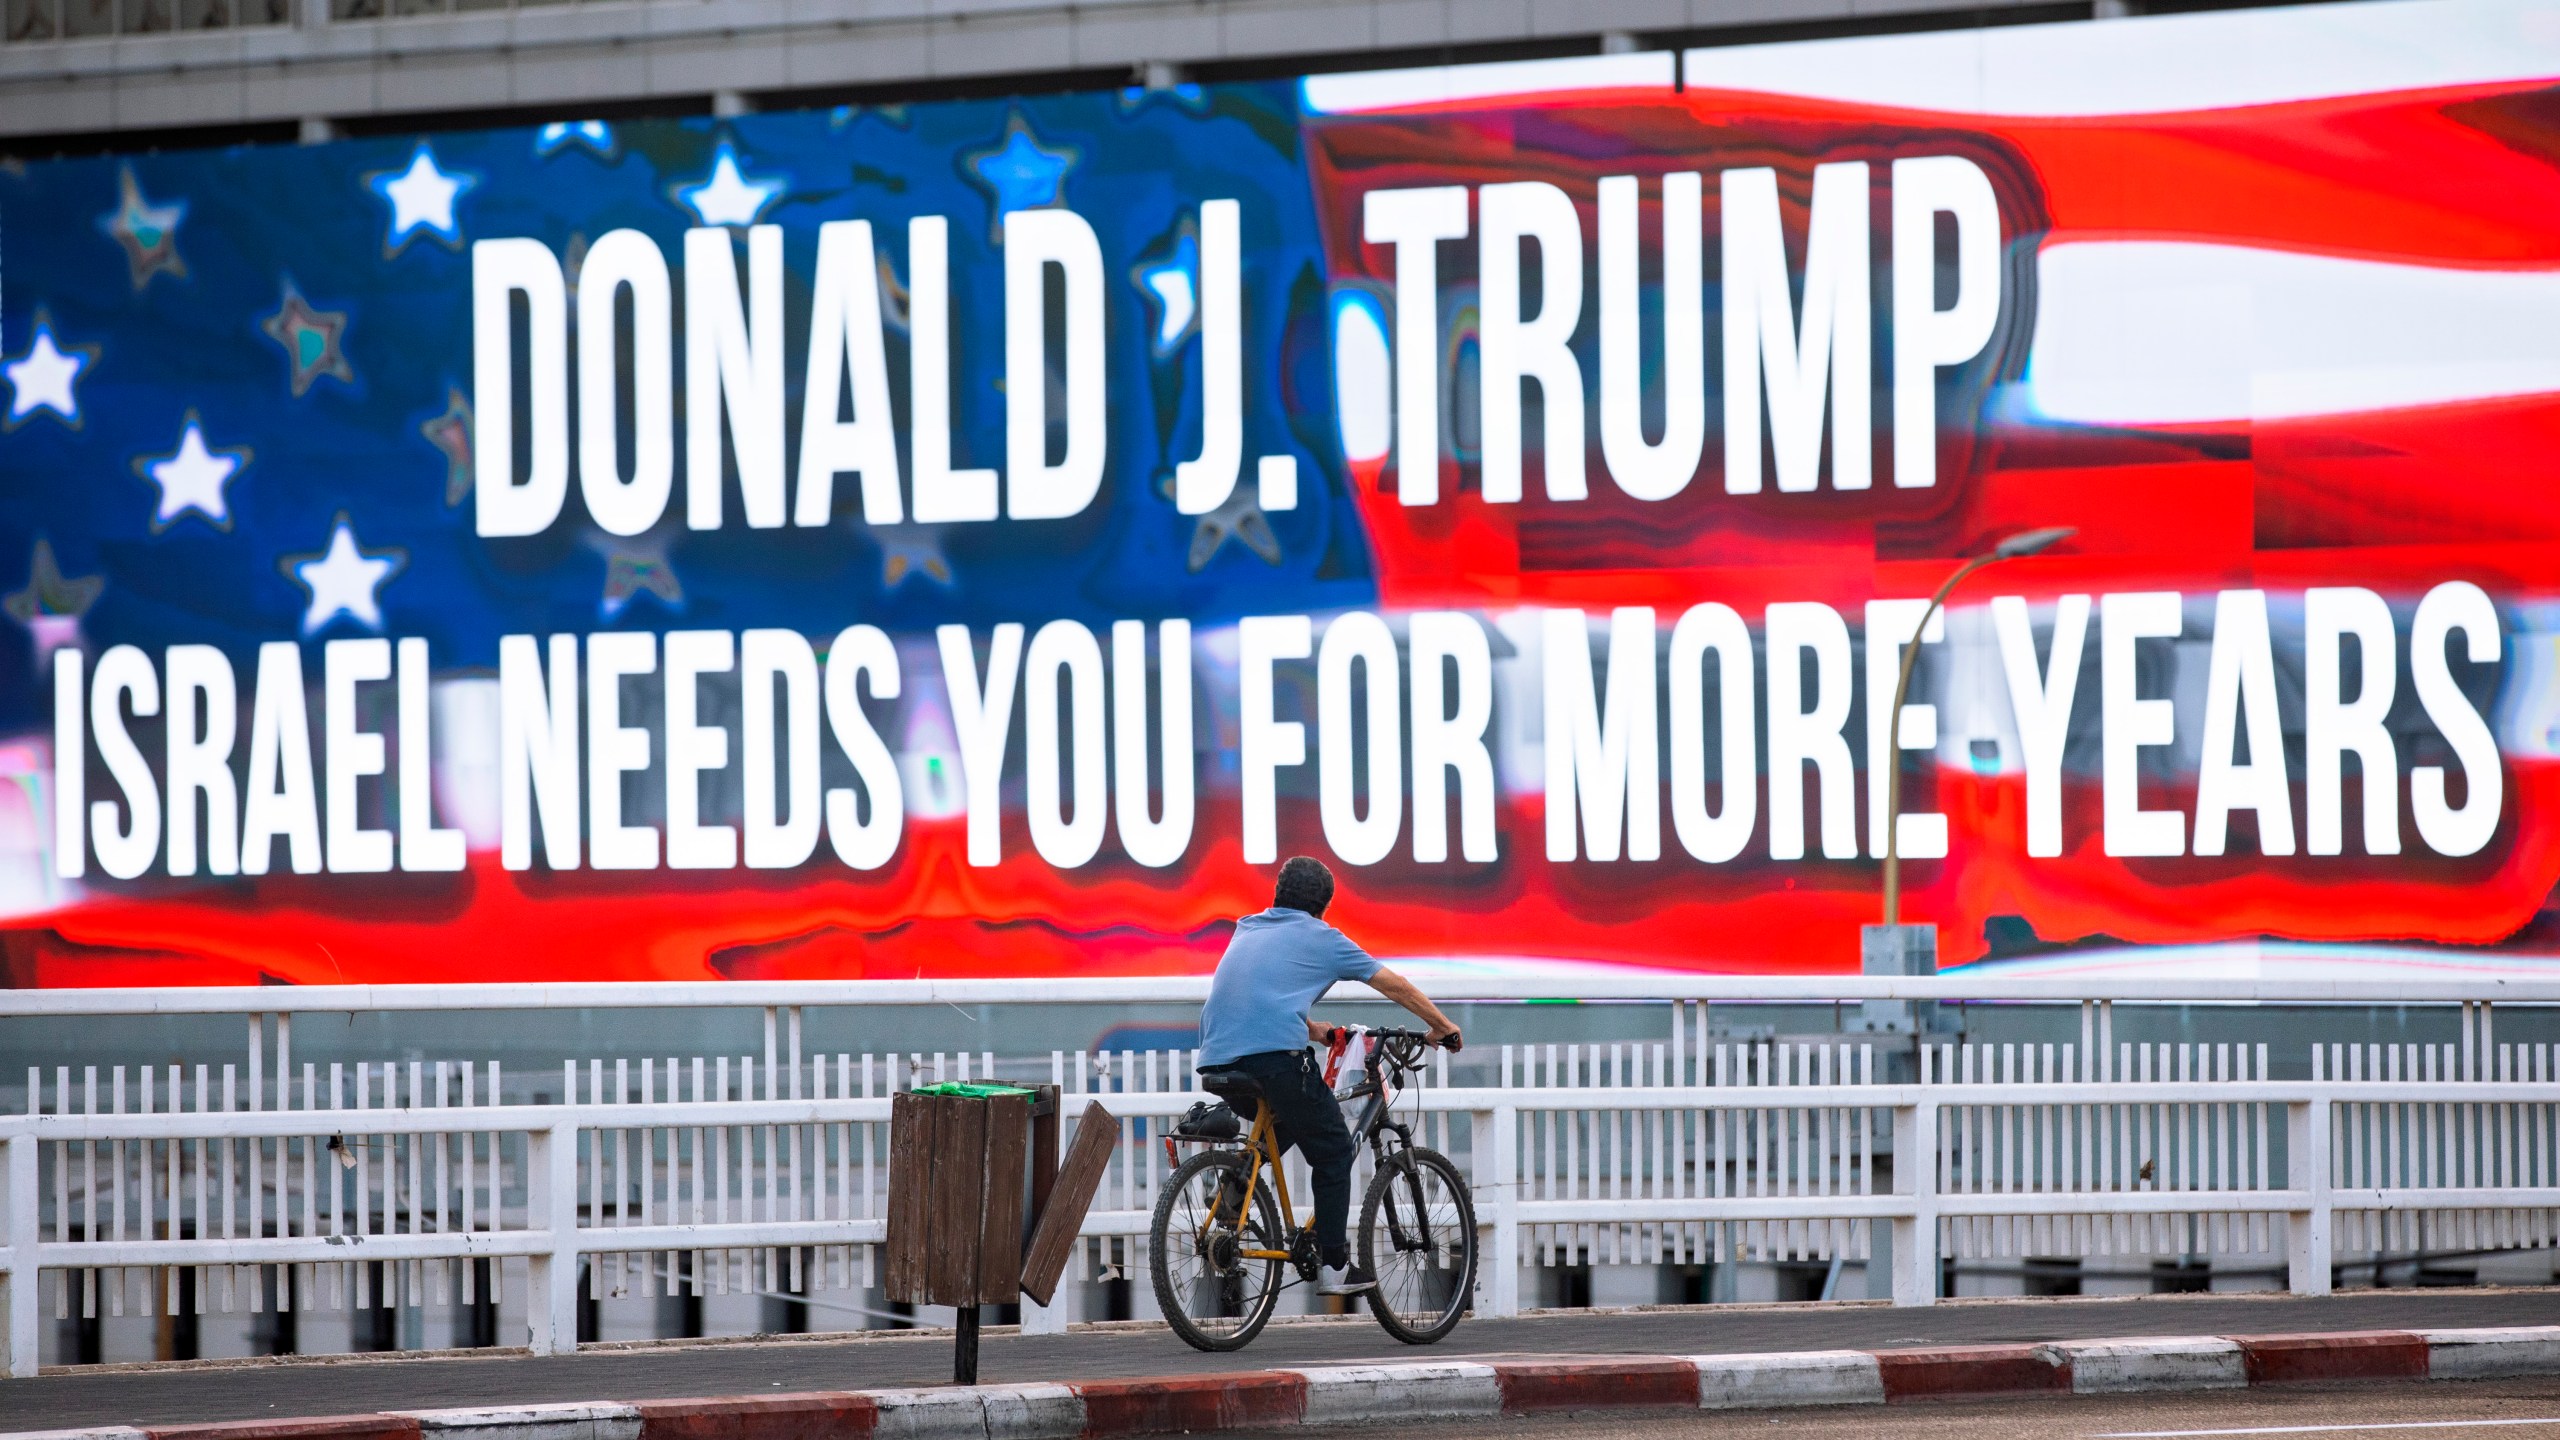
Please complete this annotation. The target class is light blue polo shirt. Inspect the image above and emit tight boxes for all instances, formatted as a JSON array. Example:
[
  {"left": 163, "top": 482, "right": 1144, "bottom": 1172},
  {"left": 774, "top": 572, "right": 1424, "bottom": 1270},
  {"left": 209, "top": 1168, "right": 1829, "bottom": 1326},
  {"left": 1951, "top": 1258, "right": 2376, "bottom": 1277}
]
[{"left": 1197, "top": 908, "right": 1382, "bottom": 1066}]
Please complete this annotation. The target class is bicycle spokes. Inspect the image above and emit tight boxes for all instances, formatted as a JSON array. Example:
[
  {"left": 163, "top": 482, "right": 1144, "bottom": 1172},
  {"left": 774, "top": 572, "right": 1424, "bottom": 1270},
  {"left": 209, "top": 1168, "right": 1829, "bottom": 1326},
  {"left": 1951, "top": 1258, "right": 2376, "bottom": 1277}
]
[
  {"left": 1157, "top": 1157, "right": 1284, "bottom": 1343},
  {"left": 1361, "top": 1149, "right": 1476, "bottom": 1344}
]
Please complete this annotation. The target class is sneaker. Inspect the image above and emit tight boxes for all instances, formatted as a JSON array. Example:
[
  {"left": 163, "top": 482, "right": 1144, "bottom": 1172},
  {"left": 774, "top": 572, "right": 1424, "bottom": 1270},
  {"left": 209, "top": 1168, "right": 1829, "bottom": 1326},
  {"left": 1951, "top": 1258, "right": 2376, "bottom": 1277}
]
[{"left": 1315, "top": 1263, "right": 1377, "bottom": 1296}]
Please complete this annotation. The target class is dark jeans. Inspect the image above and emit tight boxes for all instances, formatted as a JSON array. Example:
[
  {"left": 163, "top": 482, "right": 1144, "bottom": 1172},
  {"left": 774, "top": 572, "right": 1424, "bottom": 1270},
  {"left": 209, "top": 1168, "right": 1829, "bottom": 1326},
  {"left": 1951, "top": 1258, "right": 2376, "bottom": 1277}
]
[{"left": 1218, "top": 1047, "right": 1360, "bottom": 1268}]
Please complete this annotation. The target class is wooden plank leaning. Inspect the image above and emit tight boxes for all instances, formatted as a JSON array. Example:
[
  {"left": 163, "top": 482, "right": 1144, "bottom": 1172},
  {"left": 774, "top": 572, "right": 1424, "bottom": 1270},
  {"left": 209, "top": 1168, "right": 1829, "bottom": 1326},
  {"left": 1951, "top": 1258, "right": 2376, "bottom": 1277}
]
[{"left": 1019, "top": 1100, "right": 1117, "bottom": 1307}]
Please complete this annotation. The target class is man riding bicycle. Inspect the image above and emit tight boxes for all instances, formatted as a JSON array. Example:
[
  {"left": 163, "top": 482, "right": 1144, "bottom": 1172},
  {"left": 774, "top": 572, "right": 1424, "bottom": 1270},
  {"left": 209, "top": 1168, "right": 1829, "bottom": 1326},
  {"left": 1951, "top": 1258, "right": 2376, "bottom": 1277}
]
[{"left": 1196, "top": 856, "right": 1462, "bottom": 1298}]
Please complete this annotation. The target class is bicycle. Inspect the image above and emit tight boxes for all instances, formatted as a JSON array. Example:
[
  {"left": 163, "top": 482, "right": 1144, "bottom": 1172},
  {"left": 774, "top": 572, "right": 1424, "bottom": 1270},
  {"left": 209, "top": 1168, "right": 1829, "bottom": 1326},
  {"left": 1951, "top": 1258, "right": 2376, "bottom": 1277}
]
[{"left": 1148, "top": 1026, "right": 1476, "bottom": 1351}]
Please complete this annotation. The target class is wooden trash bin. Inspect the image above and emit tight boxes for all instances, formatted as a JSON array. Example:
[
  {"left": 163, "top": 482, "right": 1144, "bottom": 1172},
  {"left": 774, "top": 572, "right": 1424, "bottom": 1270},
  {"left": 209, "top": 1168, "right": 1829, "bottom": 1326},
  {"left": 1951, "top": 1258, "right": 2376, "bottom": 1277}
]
[
  {"left": 885, "top": 1081, "right": 1117, "bottom": 1384},
  {"left": 886, "top": 1082, "right": 1028, "bottom": 1381},
  {"left": 885, "top": 1084, "right": 1031, "bottom": 1311}
]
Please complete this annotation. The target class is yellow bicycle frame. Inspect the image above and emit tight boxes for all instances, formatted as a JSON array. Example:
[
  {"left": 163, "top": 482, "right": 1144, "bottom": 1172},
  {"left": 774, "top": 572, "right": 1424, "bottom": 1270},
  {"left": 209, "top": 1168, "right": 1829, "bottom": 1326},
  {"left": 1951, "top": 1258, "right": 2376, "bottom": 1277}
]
[{"left": 1204, "top": 1104, "right": 1297, "bottom": 1262}]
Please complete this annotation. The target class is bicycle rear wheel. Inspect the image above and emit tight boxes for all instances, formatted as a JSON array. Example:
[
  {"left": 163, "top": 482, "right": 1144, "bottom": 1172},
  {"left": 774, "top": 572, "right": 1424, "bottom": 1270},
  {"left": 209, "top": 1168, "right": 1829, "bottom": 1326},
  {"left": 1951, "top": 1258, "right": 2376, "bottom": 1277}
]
[
  {"left": 1358, "top": 1145, "right": 1476, "bottom": 1344},
  {"left": 1149, "top": 1149, "right": 1286, "bottom": 1352}
]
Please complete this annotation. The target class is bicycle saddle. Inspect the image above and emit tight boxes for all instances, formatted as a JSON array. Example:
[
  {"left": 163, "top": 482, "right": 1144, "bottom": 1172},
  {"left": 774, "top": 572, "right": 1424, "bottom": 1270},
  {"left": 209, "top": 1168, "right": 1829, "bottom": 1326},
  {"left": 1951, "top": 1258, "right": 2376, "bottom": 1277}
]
[{"left": 1196, "top": 1067, "right": 1263, "bottom": 1101}]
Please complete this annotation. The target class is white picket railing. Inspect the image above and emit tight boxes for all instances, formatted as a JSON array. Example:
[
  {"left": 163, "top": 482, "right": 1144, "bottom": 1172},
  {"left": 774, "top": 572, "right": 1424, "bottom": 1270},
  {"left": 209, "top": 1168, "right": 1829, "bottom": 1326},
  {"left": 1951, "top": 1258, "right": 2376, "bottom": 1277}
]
[{"left": 4, "top": 978, "right": 2557, "bottom": 1377}]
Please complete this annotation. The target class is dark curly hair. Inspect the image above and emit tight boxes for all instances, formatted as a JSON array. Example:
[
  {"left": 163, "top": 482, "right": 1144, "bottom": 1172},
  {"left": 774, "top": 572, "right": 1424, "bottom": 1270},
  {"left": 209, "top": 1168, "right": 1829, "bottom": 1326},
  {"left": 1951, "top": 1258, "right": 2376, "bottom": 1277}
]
[{"left": 1273, "top": 855, "right": 1335, "bottom": 918}]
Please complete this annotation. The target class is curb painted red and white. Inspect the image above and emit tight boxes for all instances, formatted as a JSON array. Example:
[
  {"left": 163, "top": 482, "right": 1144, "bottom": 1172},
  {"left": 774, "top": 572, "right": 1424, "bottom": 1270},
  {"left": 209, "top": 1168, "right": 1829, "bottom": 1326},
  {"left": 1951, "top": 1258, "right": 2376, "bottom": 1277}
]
[{"left": 14, "top": 1326, "right": 2559, "bottom": 1440}]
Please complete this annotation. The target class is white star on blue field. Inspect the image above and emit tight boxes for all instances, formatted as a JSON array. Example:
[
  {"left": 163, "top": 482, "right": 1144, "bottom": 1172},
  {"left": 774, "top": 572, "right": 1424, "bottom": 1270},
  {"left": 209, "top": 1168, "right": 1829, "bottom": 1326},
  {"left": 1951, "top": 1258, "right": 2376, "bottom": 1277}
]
[
  {"left": 366, "top": 142, "right": 478, "bottom": 254},
  {"left": 286, "top": 517, "right": 403, "bottom": 634},
  {"left": 4, "top": 317, "right": 95, "bottom": 428},
  {"left": 134, "top": 415, "right": 247, "bottom": 530},
  {"left": 675, "top": 141, "right": 785, "bottom": 227}
]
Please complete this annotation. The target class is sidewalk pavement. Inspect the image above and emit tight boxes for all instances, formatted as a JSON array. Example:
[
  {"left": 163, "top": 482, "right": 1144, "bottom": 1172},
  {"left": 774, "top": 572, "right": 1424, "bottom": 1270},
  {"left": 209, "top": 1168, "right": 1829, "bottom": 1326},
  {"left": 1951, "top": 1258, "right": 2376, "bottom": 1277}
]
[{"left": 3, "top": 1290, "right": 2556, "bottom": 1436}]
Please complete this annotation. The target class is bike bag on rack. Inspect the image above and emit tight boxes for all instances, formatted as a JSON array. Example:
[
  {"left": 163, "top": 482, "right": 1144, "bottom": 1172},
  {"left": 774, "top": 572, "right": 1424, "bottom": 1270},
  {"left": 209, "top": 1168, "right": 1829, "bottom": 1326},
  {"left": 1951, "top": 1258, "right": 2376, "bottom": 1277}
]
[{"left": 1173, "top": 1099, "right": 1241, "bottom": 1141}]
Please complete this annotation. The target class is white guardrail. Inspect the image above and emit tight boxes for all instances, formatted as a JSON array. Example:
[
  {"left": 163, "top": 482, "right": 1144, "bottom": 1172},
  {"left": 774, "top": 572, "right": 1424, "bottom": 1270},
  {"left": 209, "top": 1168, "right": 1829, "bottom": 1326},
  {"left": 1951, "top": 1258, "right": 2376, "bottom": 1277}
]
[{"left": 2, "top": 977, "right": 2558, "bottom": 1378}]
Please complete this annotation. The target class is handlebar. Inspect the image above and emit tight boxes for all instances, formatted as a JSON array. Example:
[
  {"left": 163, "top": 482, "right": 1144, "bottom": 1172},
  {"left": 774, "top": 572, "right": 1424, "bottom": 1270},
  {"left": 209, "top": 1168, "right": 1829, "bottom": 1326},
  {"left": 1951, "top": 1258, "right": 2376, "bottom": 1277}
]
[{"left": 1324, "top": 1025, "right": 1462, "bottom": 1053}]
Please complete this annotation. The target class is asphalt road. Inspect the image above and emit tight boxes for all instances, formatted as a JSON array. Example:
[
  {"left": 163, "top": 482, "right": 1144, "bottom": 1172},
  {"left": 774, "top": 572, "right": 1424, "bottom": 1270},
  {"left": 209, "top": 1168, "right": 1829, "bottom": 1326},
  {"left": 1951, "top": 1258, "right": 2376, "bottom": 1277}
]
[
  {"left": 3, "top": 1289, "right": 2556, "bottom": 1431},
  {"left": 1304, "top": 1377, "right": 2560, "bottom": 1439}
]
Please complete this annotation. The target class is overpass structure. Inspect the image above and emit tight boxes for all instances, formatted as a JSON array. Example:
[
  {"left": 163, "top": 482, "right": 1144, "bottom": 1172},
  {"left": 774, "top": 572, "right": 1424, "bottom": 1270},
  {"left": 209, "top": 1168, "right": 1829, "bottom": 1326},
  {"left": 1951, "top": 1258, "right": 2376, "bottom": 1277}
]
[{"left": 0, "top": 0, "right": 2090, "bottom": 150}]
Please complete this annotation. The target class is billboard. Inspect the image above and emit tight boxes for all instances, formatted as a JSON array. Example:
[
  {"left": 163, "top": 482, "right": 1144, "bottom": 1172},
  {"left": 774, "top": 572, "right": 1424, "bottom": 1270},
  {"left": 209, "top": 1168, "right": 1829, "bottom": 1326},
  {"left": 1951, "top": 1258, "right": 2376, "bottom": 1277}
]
[{"left": 4, "top": 0, "right": 2558, "bottom": 986}]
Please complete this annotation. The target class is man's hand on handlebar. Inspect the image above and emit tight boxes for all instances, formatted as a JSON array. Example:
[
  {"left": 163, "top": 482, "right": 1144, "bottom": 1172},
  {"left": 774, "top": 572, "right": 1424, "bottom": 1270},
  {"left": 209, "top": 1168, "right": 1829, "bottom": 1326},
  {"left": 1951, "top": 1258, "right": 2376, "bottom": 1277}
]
[{"left": 1374, "top": 1023, "right": 1463, "bottom": 1052}]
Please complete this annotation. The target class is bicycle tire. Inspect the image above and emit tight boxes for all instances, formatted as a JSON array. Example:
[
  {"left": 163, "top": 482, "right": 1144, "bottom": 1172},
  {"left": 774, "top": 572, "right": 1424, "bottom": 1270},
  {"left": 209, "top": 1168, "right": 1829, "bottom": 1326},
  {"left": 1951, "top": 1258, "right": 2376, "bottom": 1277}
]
[
  {"left": 1358, "top": 1145, "right": 1476, "bottom": 1344},
  {"left": 1149, "top": 1148, "right": 1286, "bottom": 1352}
]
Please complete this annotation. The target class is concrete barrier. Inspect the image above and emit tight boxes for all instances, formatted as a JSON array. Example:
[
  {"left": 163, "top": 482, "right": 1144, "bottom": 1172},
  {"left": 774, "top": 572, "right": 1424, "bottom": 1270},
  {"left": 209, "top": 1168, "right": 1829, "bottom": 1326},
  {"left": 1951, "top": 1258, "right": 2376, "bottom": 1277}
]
[
  {"left": 17, "top": 1326, "right": 2558, "bottom": 1440},
  {"left": 1691, "top": 1350, "right": 1885, "bottom": 1409},
  {"left": 2055, "top": 1336, "right": 2247, "bottom": 1394}
]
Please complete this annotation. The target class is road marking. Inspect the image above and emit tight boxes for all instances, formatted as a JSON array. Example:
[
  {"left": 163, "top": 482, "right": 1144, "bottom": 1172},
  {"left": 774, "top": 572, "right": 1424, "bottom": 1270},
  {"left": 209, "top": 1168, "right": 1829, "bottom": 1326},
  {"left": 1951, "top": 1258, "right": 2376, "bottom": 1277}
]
[{"left": 2096, "top": 1421, "right": 2560, "bottom": 1438}]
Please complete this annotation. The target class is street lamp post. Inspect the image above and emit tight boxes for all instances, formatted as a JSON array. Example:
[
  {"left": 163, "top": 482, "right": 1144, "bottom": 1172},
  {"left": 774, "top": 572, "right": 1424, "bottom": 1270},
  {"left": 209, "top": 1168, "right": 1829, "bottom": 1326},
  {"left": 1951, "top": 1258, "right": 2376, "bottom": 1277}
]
[{"left": 1864, "top": 526, "right": 2075, "bottom": 986}]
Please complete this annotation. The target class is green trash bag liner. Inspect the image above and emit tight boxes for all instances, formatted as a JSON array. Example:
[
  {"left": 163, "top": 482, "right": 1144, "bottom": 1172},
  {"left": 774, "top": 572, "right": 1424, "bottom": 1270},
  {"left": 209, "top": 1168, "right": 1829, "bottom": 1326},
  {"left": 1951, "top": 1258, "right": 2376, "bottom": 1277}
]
[{"left": 910, "top": 1081, "right": 1033, "bottom": 1098}]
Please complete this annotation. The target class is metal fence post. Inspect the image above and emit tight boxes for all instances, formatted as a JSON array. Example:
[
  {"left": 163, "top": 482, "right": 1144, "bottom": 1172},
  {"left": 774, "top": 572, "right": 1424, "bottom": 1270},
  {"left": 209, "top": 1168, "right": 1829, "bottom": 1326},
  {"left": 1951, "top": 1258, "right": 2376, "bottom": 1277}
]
[
  {"left": 1890, "top": 1098, "right": 1938, "bottom": 1306},
  {"left": 3, "top": 1132, "right": 37, "bottom": 1378},
  {"left": 2286, "top": 1097, "right": 2333, "bottom": 1295},
  {"left": 1474, "top": 1106, "right": 1519, "bottom": 1318},
  {"left": 525, "top": 1123, "right": 582, "bottom": 1353}
]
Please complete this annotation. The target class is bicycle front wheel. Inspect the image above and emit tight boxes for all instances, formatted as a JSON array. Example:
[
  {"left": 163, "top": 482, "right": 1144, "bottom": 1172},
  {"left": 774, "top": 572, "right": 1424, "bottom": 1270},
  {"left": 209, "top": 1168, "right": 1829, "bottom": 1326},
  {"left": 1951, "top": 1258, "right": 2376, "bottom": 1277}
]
[
  {"left": 1149, "top": 1149, "right": 1286, "bottom": 1352},
  {"left": 1358, "top": 1145, "right": 1477, "bottom": 1344}
]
